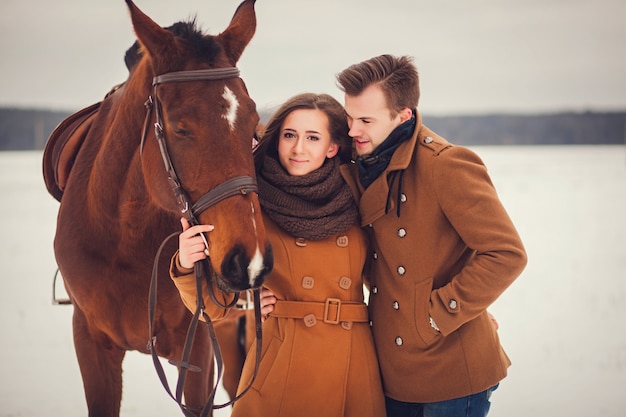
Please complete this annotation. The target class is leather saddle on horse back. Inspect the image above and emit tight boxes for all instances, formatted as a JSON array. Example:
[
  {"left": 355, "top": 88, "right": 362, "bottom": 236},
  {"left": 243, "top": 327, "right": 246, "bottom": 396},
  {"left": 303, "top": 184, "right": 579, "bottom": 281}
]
[{"left": 43, "top": 102, "right": 100, "bottom": 202}]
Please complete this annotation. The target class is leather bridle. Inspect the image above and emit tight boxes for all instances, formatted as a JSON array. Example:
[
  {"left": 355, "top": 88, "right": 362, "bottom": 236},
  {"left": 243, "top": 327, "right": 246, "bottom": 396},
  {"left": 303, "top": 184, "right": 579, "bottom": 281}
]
[
  {"left": 144, "top": 67, "right": 263, "bottom": 417},
  {"left": 140, "top": 67, "right": 259, "bottom": 225}
]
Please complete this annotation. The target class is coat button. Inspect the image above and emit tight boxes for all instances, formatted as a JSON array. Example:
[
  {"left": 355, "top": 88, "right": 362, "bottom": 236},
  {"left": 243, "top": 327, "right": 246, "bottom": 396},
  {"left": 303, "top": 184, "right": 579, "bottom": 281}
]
[
  {"left": 302, "top": 276, "right": 314, "bottom": 289},
  {"left": 424, "top": 136, "right": 433, "bottom": 144},
  {"left": 395, "top": 336, "right": 403, "bottom": 346},
  {"left": 295, "top": 237, "right": 307, "bottom": 247},
  {"left": 372, "top": 251, "right": 378, "bottom": 260},
  {"left": 341, "top": 321, "right": 353, "bottom": 330},
  {"left": 397, "top": 228, "right": 407, "bottom": 238},
  {"left": 449, "top": 299, "right": 458, "bottom": 310},
  {"left": 339, "top": 276, "right": 352, "bottom": 289},
  {"left": 400, "top": 193, "right": 407, "bottom": 203},
  {"left": 393, "top": 301, "right": 399, "bottom": 310},
  {"left": 303, "top": 314, "right": 317, "bottom": 327},
  {"left": 372, "top": 286, "right": 378, "bottom": 294},
  {"left": 369, "top": 320, "right": 373, "bottom": 327},
  {"left": 397, "top": 266, "right": 406, "bottom": 276},
  {"left": 336, "top": 235, "right": 349, "bottom": 247}
]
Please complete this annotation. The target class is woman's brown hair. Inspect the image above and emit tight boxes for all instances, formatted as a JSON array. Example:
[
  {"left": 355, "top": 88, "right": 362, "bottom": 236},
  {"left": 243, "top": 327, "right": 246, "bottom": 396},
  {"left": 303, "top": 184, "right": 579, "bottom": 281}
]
[{"left": 253, "top": 93, "right": 353, "bottom": 171}]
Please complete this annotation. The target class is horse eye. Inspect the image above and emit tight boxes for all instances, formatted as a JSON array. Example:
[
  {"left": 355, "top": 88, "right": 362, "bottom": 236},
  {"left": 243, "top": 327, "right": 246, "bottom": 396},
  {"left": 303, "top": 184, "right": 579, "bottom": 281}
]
[{"left": 173, "top": 128, "right": 191, "bottom": 137}]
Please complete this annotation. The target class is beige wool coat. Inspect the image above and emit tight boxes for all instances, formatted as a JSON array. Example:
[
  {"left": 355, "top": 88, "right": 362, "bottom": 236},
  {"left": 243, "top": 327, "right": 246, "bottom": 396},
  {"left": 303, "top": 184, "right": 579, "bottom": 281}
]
[
  {"left": 171, "top": 214, "right": 386, "bottom": 417},
  {"left": 340, "top": 111, "right": 527, "bottom": 403}
]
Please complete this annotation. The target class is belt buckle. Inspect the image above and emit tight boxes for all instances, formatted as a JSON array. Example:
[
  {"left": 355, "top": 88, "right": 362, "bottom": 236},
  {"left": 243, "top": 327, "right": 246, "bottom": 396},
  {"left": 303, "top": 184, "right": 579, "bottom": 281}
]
[{"left": 323, "top": 298, "right": 341, "bottom": 324}]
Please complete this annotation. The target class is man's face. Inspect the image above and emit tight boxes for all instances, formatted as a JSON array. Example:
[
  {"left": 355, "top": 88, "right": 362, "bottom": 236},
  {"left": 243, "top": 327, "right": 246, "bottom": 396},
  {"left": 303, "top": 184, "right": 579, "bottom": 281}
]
[{"left": 344, "top": 84, "right": 407, "bottom": 157}]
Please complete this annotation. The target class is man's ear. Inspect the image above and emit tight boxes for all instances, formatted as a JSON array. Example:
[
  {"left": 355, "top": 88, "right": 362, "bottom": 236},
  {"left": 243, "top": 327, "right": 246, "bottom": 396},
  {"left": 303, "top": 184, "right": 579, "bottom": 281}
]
[
  {"left": 327, "top": 143, "right": 339, "bottom": 158},
  {"left": 399, "top": 107, "right": 413, "bottom": 123}
]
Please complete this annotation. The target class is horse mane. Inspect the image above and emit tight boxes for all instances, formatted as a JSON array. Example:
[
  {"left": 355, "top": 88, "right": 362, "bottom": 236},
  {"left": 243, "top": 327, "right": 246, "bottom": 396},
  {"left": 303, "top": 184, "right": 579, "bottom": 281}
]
[
  {"left": 124, "top": 42, "right": 142, "bottom": 71},
  {"left": 123, "top": 18, "right": 222, "bottom": 72}
]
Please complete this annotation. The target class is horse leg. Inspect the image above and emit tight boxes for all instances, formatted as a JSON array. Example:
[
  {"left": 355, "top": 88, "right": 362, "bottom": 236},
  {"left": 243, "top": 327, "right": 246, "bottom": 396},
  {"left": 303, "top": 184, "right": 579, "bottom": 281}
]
[
  {"left": 72, "top": 306, "right": 126, "bottom": 417},
  {"left": 154, "top": 323, "right": 214, "bottom": 415},
  {"left": 182, "top": 345, "right": 214, "bottom": 415}
]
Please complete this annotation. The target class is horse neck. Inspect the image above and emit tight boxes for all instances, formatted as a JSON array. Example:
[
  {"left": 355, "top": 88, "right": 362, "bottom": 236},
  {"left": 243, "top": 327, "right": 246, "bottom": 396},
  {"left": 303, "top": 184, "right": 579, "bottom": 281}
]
[{"left": 89, "top": 78, "right": 157, "bottom": 224}]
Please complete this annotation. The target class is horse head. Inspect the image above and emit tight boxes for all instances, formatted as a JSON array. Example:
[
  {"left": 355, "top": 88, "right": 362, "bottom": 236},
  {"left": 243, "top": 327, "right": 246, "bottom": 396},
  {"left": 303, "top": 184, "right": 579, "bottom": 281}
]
[{"left": 126, "top": 0, "right": 272, "bottom": 292}]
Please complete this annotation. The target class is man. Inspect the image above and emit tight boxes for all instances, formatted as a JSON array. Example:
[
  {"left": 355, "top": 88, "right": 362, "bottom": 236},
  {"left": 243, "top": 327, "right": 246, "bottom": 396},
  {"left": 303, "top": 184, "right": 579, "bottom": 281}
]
[{"left": 337, "top": 54, "right": 527, "bottom": 417}]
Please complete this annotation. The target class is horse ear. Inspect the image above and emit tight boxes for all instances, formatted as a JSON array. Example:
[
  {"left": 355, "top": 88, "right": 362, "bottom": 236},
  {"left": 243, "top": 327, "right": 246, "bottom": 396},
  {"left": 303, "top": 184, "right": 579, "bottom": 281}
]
[
  {"left": 125, "top": 0, "right": 174, "bottom": 63},
  {"left": 216, "top": 0, "right": 257, "bottom": 64}
]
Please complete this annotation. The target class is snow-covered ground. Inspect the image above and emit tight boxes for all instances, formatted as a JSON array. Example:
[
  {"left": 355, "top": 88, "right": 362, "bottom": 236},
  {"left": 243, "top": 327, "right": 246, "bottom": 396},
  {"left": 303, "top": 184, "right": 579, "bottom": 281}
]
[{"left": 1, "top": 146, "right": 625, "bottom": 416}]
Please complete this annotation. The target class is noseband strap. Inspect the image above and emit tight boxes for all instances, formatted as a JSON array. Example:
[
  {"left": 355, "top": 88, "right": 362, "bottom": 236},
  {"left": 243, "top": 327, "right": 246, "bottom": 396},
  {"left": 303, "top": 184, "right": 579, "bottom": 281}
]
[{"left": 191, "top": 176, "right": 257, "bottom": 218}]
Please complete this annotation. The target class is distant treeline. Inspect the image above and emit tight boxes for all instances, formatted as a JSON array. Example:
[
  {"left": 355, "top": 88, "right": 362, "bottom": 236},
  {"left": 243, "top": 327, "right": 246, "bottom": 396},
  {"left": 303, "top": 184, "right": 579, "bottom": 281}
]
[
  {"left": 1, "top": 107, "right": 624, "bottom": 150},
  {"left": 0, "top": 108, "right": 71, "bottom": 151},
  {"left": 423, "top": 112, "right": 626, "bottom": 146}
]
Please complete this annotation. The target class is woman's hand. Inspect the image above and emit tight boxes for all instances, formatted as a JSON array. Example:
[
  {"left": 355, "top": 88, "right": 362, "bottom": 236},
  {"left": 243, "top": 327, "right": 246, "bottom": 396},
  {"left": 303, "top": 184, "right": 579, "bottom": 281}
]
[
  {"left": 487, "top": 311, "right": 499, "bottom": 330},
  {"left": 178, "top": 218, "right": 214, "bottom": 269},
  {"left": 260, "top": 287, "right": 277, "bottom": 322}
]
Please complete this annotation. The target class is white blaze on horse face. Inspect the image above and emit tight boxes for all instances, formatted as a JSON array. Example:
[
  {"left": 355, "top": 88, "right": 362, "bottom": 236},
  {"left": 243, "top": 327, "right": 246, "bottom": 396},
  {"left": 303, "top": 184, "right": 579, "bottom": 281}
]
[
  {"left": 248, "top": 247, "right": 264, "bottom": 287},
  {"left": 247, "top": 201, "right": 265, "bottom": 287},
  {"left": 221, "top": 86, "right": 239, "bottom": 130}
]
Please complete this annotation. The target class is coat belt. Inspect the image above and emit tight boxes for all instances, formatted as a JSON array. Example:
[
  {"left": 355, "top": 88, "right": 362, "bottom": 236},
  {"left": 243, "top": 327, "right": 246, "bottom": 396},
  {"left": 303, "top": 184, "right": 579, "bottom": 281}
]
[{"left": 271, "top": 298, "right": 369, "bottom": 324}]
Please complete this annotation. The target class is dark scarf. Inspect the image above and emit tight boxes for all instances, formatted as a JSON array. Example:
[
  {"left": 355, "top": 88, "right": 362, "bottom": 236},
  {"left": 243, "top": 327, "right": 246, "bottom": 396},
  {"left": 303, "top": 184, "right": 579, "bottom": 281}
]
[
  {"left": 257, "top": 155, "right": 358, "bottom": 240},
  {"left": 356, "top": 112, "right": 416, "bottom": 188}
]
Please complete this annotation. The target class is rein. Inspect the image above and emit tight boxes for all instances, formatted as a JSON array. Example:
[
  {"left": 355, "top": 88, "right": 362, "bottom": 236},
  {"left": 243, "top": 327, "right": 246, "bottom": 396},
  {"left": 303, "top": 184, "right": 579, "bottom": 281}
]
[{"left": 144, "top": 67, "right": 263, "bottom": 416}]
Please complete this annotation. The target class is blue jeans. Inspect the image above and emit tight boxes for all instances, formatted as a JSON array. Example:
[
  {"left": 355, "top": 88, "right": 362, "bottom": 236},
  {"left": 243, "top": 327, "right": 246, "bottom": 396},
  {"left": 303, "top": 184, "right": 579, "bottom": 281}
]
[{"left": 385, "top": 384, "right": 499, "bottom": 417}]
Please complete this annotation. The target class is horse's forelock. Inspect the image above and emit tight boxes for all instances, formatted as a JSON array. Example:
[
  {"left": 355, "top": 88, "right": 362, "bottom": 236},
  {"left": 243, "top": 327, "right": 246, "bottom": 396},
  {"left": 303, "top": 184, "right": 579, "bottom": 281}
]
[
  {"left": 165, "top": 19, "right": 222, "bottom": 65},
  {"left": 123, "top": 19, "right": 223, "bottom": 73}
]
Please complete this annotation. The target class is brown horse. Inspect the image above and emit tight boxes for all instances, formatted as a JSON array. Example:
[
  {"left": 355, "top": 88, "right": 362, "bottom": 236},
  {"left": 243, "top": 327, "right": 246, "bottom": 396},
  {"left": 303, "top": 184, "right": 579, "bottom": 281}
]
[{"left": 46, "top": 1, "right": 272, "bottom": 416}]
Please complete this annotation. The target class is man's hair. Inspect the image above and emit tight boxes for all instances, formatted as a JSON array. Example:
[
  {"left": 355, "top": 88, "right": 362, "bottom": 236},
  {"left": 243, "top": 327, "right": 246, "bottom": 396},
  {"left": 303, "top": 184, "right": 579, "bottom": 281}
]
[{"left": 336, "top": 54, "right": 420, "bottom": 115}]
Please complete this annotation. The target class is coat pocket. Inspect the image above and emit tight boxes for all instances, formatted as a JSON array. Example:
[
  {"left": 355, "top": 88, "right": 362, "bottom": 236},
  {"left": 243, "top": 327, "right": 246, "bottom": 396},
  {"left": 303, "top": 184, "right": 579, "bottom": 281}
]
[
  {"left": 413, "top": 279, "right": 441, "bottom": 347},
  {"left": 249, "top": 334, "right": 282, "bottom": 392}
]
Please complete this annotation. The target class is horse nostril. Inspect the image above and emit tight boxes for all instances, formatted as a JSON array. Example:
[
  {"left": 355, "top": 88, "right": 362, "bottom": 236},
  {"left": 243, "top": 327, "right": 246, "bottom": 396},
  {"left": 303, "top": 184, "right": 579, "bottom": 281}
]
[
  {"left": 221, "top": 246, "right": 248, "bottom": 289},
  {"left": 256, "top": 246, "right": 274, "bottom": 287}
]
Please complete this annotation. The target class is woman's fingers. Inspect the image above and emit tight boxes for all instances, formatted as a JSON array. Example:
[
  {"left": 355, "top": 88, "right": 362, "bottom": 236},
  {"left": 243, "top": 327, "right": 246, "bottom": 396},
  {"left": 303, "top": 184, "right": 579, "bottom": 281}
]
[
  {"left": 178, "top": 218, "right": 214, "bottom": 269},
  {"left": 487, "top": 311, "right": 499, "bottom": 330},
  {"left": 259, "top": 287, "right": 277, "bottom": 321}
]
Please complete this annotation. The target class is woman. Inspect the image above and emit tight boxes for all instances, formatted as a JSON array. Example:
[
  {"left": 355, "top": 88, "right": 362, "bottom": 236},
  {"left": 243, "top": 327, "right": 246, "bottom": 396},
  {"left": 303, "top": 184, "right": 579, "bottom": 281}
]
[{"left": 170, "top": 93, "right": 386, "bottom": 416}]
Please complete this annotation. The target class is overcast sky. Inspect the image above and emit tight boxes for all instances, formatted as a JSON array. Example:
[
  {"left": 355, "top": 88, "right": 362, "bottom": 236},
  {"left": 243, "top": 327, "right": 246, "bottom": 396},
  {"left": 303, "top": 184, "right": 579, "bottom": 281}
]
[{"left": 1, "top": 0, "right": 625, "bottom": 115}]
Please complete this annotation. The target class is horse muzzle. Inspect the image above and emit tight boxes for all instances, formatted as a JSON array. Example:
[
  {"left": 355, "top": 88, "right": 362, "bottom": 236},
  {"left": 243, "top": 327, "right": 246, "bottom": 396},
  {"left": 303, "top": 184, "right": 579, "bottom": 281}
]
[{"left": 216, "top": 243, "right": 273, "bottom": 292}]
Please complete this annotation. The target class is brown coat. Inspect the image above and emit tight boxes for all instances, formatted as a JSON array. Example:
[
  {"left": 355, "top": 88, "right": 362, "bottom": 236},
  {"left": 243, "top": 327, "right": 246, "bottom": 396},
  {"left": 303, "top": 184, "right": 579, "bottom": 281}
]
[
  {"left": 171, "top": 214, "right": 385, "bottom": 417},
  {"left": 340, "top": 111, "right": 527, "bottom": 403}
]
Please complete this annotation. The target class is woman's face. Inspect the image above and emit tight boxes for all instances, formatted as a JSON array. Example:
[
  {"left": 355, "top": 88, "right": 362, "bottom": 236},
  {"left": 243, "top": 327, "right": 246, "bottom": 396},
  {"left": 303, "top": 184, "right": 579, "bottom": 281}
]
[{"left": 277, "top": 109, "right": 338, "bottom": 176}]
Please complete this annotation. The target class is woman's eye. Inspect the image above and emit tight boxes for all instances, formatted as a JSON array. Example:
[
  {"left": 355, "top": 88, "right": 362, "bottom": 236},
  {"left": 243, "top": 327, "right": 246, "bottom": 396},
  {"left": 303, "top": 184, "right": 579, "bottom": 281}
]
[
  {"left": 283, "top": 132, "right": 296, "bottom": 139},
  {"left": 307, "top": 135, "right": 320, "bottom": 142}
]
